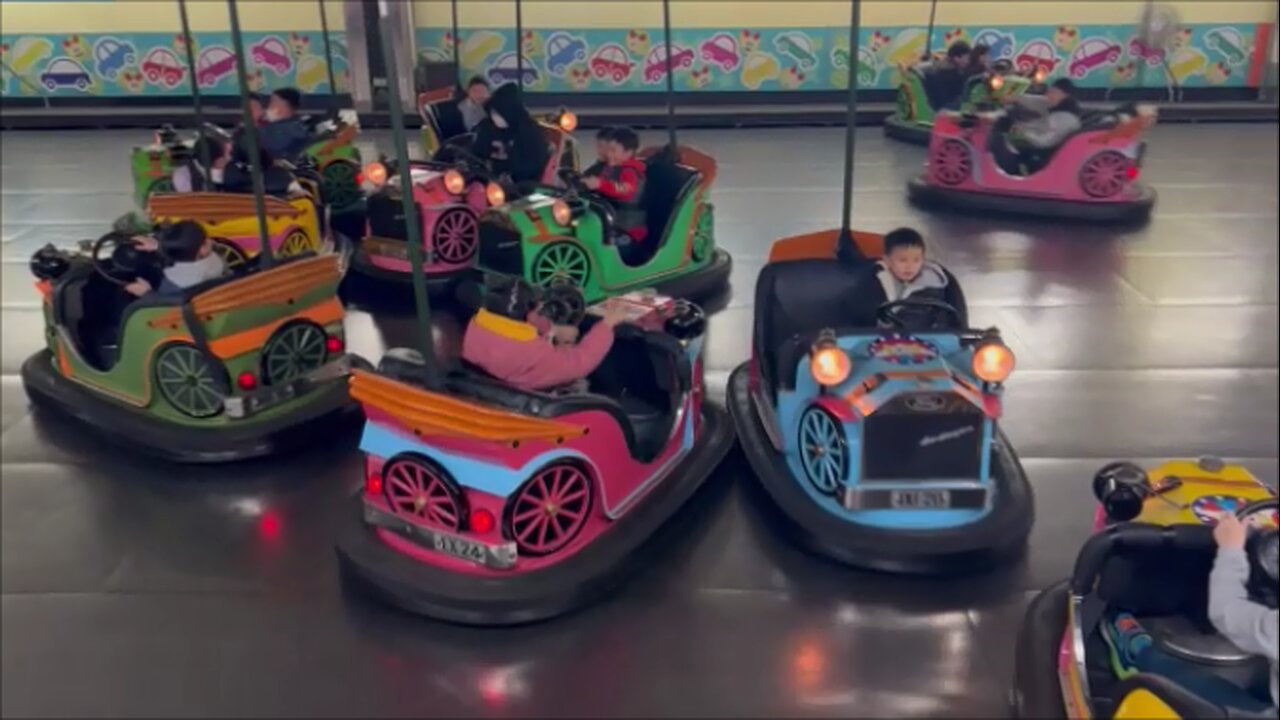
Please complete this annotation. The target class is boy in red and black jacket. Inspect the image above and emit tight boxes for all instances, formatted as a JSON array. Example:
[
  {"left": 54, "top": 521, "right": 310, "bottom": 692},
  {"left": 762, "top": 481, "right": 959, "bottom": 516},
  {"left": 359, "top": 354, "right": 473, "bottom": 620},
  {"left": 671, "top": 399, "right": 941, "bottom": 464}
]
[{"left": 583, "top": 127, "right": 647, "bottom": 265}]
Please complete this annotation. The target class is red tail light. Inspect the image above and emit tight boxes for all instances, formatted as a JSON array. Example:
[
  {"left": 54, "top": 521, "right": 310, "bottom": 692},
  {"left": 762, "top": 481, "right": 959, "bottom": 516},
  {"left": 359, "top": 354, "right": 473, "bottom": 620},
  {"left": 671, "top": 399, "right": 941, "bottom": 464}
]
[
  {"left": 365, "top": 473, "right": 382, "bottom": 496},
  {"left": 237, "top": 371, "right": 257, "bottom": 390},
  {"left": 469, "top": 508, "right": 495, "bottom": 534},
  {"left": 1125, "top": 165, "right": 1139, "bottom": 181},
  {"left": 325, "top": 335, "right": 344, "bottom": 354}
]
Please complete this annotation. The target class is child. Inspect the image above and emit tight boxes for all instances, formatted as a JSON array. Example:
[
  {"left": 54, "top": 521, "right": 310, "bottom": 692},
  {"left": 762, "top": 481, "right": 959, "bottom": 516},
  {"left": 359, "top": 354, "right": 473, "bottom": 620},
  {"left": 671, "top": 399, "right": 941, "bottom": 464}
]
[
  {"left": 875, "top": 227, "right": 949, "bottom": 303},
  {"left": 461, "top": 278, "right": 628, "bottom": 392},
  {"left": 172, "top": 134, "right": 231, "bottom": 192},
  {"left": 124, "top": 220, "right": 226, "bottom": 297},
  {"left": 457, "top": 76, "right": 490, "bottom": 132},
  {"left": 470, "top": 83, "right": 550, "bottom": 185},
  {"left": 1007, "top": 77, "right": 1082, "bottom": 150},
  {"left": 583, "top": 127, "right": 647, "bottom": 264},
  {"left": 582, "top": 127, "right": 615, "bottom": 178},
  {"left": 260, "top": 87, "right": 309, "bottom": 162},
  {"left": 1209, "top": 514, "right": 1278, "bottom": 709}
]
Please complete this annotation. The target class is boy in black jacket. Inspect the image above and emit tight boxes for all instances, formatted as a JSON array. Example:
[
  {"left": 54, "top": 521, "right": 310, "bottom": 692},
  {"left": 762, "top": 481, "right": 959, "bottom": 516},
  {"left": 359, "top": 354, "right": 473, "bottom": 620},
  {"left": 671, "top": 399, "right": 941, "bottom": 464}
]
[{"left": 470, "top": 83, "right": 550, "bottom": 186}]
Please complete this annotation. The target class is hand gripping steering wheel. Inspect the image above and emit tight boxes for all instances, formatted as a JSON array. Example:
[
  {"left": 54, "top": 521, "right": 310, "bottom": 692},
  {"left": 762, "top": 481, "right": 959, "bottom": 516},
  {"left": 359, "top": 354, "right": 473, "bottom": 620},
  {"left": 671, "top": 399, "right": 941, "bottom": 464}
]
[
  {"left": 539, "top": 283, "right": 586, "bottom": 326},
  {"left": 90, "top": 231, "right": 151, "bottom": 286},
  {"left": 664, "top": 299, "right": 707, "bottom": 340},
  {"left": 876, "top": 297, "right": 962, "bottom": 331},
  {"left": 1237, "top": 498, "right": 1279, "bottom": 608}
]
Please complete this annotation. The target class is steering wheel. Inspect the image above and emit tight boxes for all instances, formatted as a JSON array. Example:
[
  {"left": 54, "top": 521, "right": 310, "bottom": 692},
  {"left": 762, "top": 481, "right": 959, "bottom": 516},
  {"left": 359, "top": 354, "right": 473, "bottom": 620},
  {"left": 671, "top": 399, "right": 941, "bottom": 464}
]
[
  {"left": 539, "top": 284, "right": 586, "bottom": 326},
  {"left": 664, "top": 299, "right": 706, "bottom": 341},
  {"left": 90, "top": 232, "right": 155, "bottom": 286},
  {"left": 876, "top": 298, "right": 962, "bottom": 331}
]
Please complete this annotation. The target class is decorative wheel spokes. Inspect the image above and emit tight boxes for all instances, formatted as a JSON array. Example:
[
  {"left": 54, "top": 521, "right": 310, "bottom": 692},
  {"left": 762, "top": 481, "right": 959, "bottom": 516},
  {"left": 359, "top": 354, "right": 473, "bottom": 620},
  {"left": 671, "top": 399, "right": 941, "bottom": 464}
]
[
  {"left": 154, "top": 344, "right": 227, "bottom": 418},
  {"left": 1080, "top": 151, "right": 1128, "bottom": 198},
  {"left": 279, "top": 230, "right": 314, "bottom": 257},
  {"left": 383, "top": 458, "right": 461, "bottom": 530},
  {"left": 321, "top": 161, "right": 360, "bottom": 208},
  {"left": 211, "top": 238, "right": 248, "bottom": 269},
  {"left": 509, "top": 463, "right": 591, "bottom": 556},
  {"left": 532, "top": 242, "right": 590, "bottom": 289},
  {"left": 432, "top": 207, "right": 479, "bottom": 264},
  {"left": 262, "top": 322, "right": 327, "bottom": 385},
  {"left": 799, "top": 406, "right": 847, "bottom": 495},
  {"left": 934, "top": 140, "right": 972, "bottom": 185}
]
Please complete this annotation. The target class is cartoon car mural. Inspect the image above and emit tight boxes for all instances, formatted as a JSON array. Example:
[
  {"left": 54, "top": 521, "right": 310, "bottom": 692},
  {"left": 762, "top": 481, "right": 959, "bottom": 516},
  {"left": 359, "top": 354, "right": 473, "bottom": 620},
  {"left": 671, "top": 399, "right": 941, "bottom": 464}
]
[
  {"left": 972, "top": 29, "right": 1015, "bottom": 60},
  {"left": 699, "top": 32, "right": 740, "bottom": 71},
  {"left": 589, "top": 44, "right": 635, "bottom": 83},
  {"left": 1205, "top": 27, "right": 1249, "bottom": 65},
  {"left": 251, "top": 36, "right": 292, "bottom": 75},
  {"left": 1068, "top": 37, "right": 1122, "bottom": 78},
  {"left": 643, "top": 43, "right": 694, "bottom": 84},
  {"left": 1168, "top": 47, "right": 1208, "bottom": 83},
  {"left": 141, "top": 47, "right": 185, "bottom": 88},
  {"left": 740, "top": 51, "right": 780, "bottom": 90},
  {"left": 486, "top": 52, "right": 538, "bottom": 86},
  {"left": 9, "top": 38, "right": 55, "bottom": 75},
  {"left": 544, "top": 32, "right": 587, "bottom": 76},
  {"left": 856, "top": 47, "right": 878, "bottom": 86},
  {"left": 461, "top": 30, "right": 504, "bottom": 68},
  {"left": 39, "top": 57, "right": 92, "bottom": 91},
  {"left": 295, "top": 54, "right": 328, "bottom": 92},
  {"left": 196, "top": 46, "right": 236, "bottom": 87},
  {"left": 1015, "top": 39, "right": 1061, "bottom": 76},
  {"left": 92, "top": 38, "right": 135, "bottom": 80},
  {"left": 1127, "top": 36, "right": 1166, "bottom": 67},
  {"left": 886, "top": 28, "right": 927, "bottom": 68},
  {"left": 773, "top": 31, "right": 818, "bottom": 70}
]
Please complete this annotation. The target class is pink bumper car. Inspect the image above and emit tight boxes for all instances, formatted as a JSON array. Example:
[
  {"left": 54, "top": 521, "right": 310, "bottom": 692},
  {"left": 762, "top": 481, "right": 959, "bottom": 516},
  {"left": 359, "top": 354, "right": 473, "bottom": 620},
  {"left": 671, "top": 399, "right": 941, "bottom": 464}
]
[
  {"left": 908, "top": 107, "right": 1157, "bottom": 222},
  {"left": 335, "top": 292, "right": 733, "bottom": 624}
]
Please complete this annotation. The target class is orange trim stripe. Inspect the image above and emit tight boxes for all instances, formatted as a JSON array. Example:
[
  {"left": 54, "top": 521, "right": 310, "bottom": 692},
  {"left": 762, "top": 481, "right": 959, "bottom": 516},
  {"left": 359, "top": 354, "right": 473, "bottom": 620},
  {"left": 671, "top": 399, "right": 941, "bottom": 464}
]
[{"left": 208, "top": 297, "right": 344, "bottom": 359}]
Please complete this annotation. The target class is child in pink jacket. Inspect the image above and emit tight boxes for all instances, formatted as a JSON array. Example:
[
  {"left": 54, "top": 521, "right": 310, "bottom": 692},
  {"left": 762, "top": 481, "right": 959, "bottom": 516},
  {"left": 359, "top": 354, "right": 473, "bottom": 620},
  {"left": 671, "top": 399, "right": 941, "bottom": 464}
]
[{"left": 461, "top": 279, "right": 628, "bottom": 392}]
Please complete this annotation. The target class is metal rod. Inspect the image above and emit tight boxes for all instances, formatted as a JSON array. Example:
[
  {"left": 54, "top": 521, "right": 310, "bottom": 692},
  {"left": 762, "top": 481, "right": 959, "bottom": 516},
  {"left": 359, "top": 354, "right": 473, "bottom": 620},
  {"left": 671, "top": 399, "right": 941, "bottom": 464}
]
[
  {"left": 838, "top": 0, "right": 860, "bottom": 246},
  {"left": 178, "top": 0, "right": 211, "bottom": 173},
  {"left": 450, "top": 0, "right": 461, "bottom": 68},
  {"left": 226, "top": 0, "right": 272, "bottom": 265},
  {"left": 377, "top": 0, "right": 436, "bottom": 379},
  {"left": 515, "top": 0, "right": 524, "bottom": 101},
  {"left": 661, "top": 0, "right": 678, "bottom": 149},
  {"left": 924, "top": 0, "right": 939, "bottom": 58},
  {"left": 318, "top": 0, "right": 339, "bottom": 118}
]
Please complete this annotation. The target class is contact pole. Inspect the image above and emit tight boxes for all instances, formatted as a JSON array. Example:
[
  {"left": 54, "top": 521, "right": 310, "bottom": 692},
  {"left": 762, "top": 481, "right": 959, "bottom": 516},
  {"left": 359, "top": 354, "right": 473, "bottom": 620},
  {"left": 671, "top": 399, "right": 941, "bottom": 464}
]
[
  {"left": 178, "top": 0, "right": 211, "bottom": 173},
  {"left": 515, "top": 0, "right": 524, "bottom": 101},
  {"left": 377, "top": 0, "right": 436, "bottom": 379},
  {"left": 838, "top": 0, "right": 861, "bottom": 254},
  {"left": 661, "top": 0, "right": 678, "bottom": 149},
  {"left": 226, "top": 0, "right": 272, "bottom": 265},
  {"left": 924, "top": 0, "right": 939, "bottom": 58},
  {"left": 450, "top": 0, "right": 461, "bottom": 70},
  {"left": 318, "top": 0, "right": 339, "bottom": 117}
]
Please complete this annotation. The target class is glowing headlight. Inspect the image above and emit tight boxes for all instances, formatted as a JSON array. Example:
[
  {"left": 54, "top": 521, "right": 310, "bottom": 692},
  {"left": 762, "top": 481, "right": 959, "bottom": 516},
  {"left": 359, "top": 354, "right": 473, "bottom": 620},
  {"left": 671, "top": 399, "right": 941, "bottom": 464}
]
[
  {"left": 486, "top": 182, "right": 506, "bottom": 207},
  {"left": 443, "top": 169, "right": 466, "bottom": 195},
  {"left": 551, "top": 200, "right": 572, "bottom": 226},
  {"left": 362, "top": 162, "right": 388, "bottom": 188},
  {"left": 809, "top": 342, "right": 851, "bottom": 386},
  {"left": 557, "top": 109, "right": 578, "bottom": 132},
  {"left": 972, "top": 340, "right": 1015, "bottom": 384}
]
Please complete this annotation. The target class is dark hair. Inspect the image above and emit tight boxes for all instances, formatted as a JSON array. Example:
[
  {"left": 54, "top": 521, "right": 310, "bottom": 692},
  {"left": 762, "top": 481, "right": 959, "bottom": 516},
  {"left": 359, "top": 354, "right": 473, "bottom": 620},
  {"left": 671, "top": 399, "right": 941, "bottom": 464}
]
[
  {"left": 271, "top": 87, "right": 302, "bottom": 111},
  {"left": 946, "top": 40, "right": 972, "bottom": 60},
  {"left": 466, "top": 75, "right": 488, "bottom": 90},
  {"left": 158, "top": 220, "right": 208, "bottom": 263},
  {"left": 192, "top": 134, "right": 228, "bottom": 166},
  {"left": 970, "top": 43, "right": 989, "bottom": 61},
  {"left": 595, "top": 126, "right": 616, "bottom": 141},
  {"left": 1051, "top": 78, "right": 1077, "bottom": 94},
  {"left": 609, "top": 127, "right": 640, "bottom": 153},
  {"left": 884, "top": 227, "right": 926, "bottom": 255},
  {"left": 483, "top": 276, "right": 538, "bottom": 320}
]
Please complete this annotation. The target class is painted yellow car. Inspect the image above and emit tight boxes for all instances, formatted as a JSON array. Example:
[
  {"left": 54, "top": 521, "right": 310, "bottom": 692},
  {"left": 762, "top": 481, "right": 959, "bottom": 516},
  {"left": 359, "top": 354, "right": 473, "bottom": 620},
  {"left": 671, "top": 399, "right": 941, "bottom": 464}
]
[{"left": 147, "top": 192, "right": 322, "bottom": 269}]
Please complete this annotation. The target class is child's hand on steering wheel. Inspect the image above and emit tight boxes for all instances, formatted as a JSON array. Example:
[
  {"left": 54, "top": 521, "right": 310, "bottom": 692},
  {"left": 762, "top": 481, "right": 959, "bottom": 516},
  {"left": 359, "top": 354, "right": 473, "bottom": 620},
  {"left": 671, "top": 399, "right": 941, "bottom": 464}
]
[
  {"left": 1214, "top": 514, "right": 1248, "bottom": 551},
  {"left": 551, "top": 324, "right": 580, "bottom": 344},
  {"left": 124, "top": 278, "right": 153, "bottom": 297},
  {"left": 582, "top": 176, "right": 602, "bottom": 190},
  {"left": 132, "top": 235, "right": 159, "bottom": 252}
]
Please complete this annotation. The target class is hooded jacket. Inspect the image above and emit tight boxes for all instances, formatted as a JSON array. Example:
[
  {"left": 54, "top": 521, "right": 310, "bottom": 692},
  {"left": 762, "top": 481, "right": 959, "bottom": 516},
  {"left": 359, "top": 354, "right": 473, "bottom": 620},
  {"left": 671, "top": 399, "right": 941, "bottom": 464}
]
[
  {"left": 875, "top": 259, "right": 950, "bottom": 303},
  {"left": 461, "top": 308, "right": 614, "bottom": 392},
  {"left": 470, "top": 84, "right": 550, "bottom": 185}
]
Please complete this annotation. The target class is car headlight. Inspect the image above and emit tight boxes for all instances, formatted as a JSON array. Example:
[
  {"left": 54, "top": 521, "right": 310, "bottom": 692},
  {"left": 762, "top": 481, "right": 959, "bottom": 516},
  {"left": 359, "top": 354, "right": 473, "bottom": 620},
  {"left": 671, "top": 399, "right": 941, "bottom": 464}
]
[
  {"left": 362, "top": 161, "right": 387, "bottom": 188},
  {"left": 557, "top": 109, "right": 578, "bottom": 132},
  {"left": 972, "top": 340, "right": 1015, "bottom": 384},
  {"left": 443, "top": 169, "right": 466, "bottom": 195},
  {"left": 809, "top": 340, "right": 851, "bottom": 387},
  {"left": 486, "top": 181, "right": 506, "bottom": 207},
  {"left": 551, "top": 200, "right": 572, "bottom": 227}
]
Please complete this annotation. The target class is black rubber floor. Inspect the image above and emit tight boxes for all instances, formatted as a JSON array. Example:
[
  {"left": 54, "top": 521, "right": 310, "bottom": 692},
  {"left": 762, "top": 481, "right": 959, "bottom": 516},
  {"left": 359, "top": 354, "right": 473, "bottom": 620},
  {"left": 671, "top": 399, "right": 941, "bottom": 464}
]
[{"left": 2, "top": 125, "right": 1277, "bottom": 718}]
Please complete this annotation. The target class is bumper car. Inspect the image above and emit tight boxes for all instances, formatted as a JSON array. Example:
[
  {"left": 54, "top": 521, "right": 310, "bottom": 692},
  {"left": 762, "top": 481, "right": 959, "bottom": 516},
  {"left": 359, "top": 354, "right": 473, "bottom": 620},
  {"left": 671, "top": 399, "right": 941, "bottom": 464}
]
[
  {"left": 727, "top": 231, "right": 1032, "bottom": 573},
  {"left": 418, "top": 87, "right": 579, "bottom": 173},
  {"left": 474, "top": 145, "right": 731, "bottom": 304},
  {"left": 129, "top": 112, "right": 363, "bottom": 212},
  {"left": 336, "top": 290, "right": 734, "bottom": 624},
  {"left": 907, "top": 105, "right": 1158, "bottom": 222},
  {"left": 21, "top": 235, "right": 365, "bottom": 462},
  {"left": 885, "top": 61, "right": 1041, "bottom": 145},
  {"left": 1015, "top": 457, "right": 1278, "bottom": 719}
]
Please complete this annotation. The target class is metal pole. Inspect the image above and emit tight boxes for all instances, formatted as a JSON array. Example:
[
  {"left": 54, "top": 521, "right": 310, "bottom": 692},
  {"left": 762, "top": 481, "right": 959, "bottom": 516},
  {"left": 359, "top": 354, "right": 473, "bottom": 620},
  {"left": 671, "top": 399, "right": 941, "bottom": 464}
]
[
  {"left": 838, "top": 0, "right": 860, "bottom": 248},
  {"left": 178, "top": 0, "right": 211, "bottom": 173},
  {"left": 450, "top": 0, "right": 461, "bottom": 69},
  {"left": 226, "top": 0, "right": 272, "bottom": 265},
  {"left": 377, "top": 0, "right": 436, "bottom": 379},
  {"left": 661, "top": 0, "right": 678, "bottom": 149},
  {"left": 924, "top": 0, "right": 938, "bottom": 58},
  {"left": 318, "top": 0, "right": 339, "bottom": 117},
  {"left": 515, "top": 0, "right": 524, "bottom": 101}
]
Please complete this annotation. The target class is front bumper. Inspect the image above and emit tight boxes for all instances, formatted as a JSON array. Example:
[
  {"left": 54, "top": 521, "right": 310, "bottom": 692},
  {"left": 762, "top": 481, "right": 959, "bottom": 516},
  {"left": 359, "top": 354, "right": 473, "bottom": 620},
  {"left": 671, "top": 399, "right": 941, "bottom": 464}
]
[
  {"left": 224, "top": 356, "right": 352, "bottom": 419},
  {"left": 908, "top": 175, "right": 1157, "bottom": 223}
]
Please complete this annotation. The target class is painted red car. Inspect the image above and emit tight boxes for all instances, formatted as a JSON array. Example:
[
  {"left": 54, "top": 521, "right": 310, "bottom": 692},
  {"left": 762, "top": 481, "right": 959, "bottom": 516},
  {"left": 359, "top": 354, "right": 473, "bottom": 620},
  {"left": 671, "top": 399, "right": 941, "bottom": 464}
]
[
  {"left": 1068, "top": 38, "right": 1122, "bottom": 78},
  {"left": 141, "top": 47, "right": 185, "bottom": 88},
  {"left": 196, "top": 46, "right": 236, "bottom": 87},
  {"left": 1127, "top": 36, "right": 1166, "bottom": 67},
  {"left": 1015, "top": 40, "right": 1061, "bottom": 77},
  {"left": 251, "top": 36, "right": 292, "bottom": 74},
  {"left": 699, "top": 33, "right": 740, "bottom": 71},
  {"left": 589, "top": 43, "right": 635, "bottom": 84},
  {"left": 643, "top": 44, "right": 695, "bottom": 84}
]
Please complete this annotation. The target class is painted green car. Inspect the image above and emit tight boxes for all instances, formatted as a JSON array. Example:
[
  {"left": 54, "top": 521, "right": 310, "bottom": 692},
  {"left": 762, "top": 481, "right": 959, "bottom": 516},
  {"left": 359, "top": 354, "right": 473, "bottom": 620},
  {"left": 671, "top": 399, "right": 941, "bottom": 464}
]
[
  {"left": 474, "top": 147, "right": 731, "bottom": 303},
  {"left": 128, "top": 113, "right": 364, "bottom": 211},
  {"left": 832, "top": 47, "right": 877, "bottom": 86},
  {"left": 1204, "top": 28, "right": 1248, "bottom": 65},
  {"left": 774, "top": 32, "right": 819, "bottom": 70},
  {"left": 886, "top": 65, "right": 1036, "bottom": 144}
]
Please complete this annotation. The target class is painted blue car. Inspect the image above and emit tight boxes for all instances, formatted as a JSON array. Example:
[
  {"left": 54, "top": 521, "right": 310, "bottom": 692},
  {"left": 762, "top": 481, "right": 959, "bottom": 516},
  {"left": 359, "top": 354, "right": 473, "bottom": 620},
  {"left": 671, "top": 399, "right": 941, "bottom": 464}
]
[
  {"left": 973, "top": 29, "right": 1016, "bottom": 61},
  {"left": 486, "top": 52, "right": 539, "bottom": 87},
  {"left": 39, "top": 57, "right": 92, "bottom": 92},
  {"left": 727, "top": 233, "right": 1033, "bottom": 573},
  {"left": 544, "top": 32, "right": 588, "bottom": 76},
  {"left": 93, "top": 38, "right": 136, "bottom": 80}
]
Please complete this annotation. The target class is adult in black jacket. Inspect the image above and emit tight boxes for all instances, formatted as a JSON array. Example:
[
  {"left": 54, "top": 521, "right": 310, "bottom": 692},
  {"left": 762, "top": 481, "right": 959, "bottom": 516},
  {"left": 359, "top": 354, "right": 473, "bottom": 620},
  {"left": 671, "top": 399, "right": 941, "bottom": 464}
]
[{"left": 470, "top": 83, "right": 550, "bottom": 186}]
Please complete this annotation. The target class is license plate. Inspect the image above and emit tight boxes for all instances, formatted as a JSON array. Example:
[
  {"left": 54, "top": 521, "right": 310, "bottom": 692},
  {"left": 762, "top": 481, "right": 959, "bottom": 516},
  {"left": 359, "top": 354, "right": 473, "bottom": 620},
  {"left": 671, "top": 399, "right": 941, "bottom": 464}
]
[
  {"left": 890, "top": 489, "right": 952, "bottom": 509},
  {"left": 364, "top": 237, "right": 410, "bottom": 260},
  {"left": 432, "top": 534, "right": 488, "bottom": 564},
  {"left": 237, "top": 358, "right": 350, "bottom": 416}
]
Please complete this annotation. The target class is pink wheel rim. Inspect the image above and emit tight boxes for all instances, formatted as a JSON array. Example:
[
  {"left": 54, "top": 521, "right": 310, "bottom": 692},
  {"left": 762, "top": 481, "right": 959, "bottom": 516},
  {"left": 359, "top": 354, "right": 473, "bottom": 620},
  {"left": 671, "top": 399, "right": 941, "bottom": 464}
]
[
  {"left": 933, "top": 139, "right": 972, "bottom": 186},
  {"left": 1080, "top": 151, "right": 1128, "bottom": 198},
  {"left": 383, "top": 458, "right": 462, "bottom": 530},
  {"left": 432, "top": 207, "right": 479, "bottom": 264},
  {"left": 508, "top": 463, "right": 591, "bottom": 556}
]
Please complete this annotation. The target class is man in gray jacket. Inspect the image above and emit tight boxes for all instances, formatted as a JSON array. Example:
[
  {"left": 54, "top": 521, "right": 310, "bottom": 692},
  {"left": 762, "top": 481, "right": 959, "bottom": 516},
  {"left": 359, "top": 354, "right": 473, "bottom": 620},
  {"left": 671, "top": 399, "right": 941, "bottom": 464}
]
[{"left": 1210, "top": 514, "right": 1278, "bottom": 709}]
